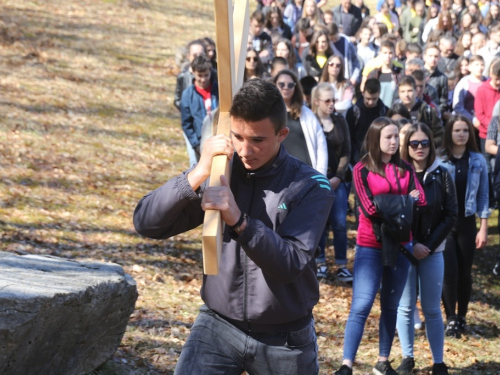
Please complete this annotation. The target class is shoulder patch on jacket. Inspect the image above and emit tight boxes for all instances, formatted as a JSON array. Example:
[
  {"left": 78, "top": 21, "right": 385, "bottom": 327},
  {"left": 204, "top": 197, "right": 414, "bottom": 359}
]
[{"left": 312, "top": 174, "right": 331, "bottom": 190}]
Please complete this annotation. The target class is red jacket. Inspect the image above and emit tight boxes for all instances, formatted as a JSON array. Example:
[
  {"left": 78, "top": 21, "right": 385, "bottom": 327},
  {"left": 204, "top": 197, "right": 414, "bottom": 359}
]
[
  {"left": 354, "top": 161, "right": 426, "bottom": 249},
  {"left": 474, "top": 79, "right": 500, "bottom": 139}
]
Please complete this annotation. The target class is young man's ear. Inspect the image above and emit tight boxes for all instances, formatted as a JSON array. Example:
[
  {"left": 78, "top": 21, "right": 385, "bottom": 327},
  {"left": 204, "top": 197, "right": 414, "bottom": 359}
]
[{"left": 278, "top": 127, "right": 290, "bottom": 142}]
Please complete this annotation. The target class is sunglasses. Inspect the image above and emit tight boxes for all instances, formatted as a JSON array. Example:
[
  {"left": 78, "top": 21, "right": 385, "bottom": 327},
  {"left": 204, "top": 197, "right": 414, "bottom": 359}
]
[
  {"left": 408, "top": 140, "right": 431, "bottom": 150},
  {"left": 319, "top": 98, "right": 335, "bottom": 104},
  {"left": 246, "top": 56, "right": 258, "bottom": 62},
  {"left": 328, "top": 62, "right": 341, "bottom": 67},
  {"left": 277, "top": 82, "right": 296, "bottom": 89}
]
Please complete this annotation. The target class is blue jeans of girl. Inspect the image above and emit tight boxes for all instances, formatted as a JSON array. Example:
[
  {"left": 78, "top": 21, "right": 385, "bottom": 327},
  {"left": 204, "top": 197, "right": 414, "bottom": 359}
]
[
  {"left": 342, "top": 244, "right": 412, "bottom": 361},
  {"left": 396, "top": 251, "right": 445, "bottom": 363},
  {"left": 317, "top": 182, "right": 348, "bottom": 265}
]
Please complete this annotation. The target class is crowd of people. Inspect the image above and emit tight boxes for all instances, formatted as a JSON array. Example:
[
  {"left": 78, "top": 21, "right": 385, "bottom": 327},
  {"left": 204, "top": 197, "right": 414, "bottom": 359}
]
[{"left": 164, "top": 0, "right": 500, "bottom": 374}]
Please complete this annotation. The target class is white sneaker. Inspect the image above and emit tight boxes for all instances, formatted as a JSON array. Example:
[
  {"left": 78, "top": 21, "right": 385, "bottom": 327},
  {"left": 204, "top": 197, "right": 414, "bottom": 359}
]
[{"left": 414, "top": 306, "right": 423, "bottom": 330}]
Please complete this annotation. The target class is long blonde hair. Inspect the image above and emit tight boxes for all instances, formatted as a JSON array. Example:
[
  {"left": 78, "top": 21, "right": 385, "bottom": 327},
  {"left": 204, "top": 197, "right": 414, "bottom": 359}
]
[{"left": 302, "top": 0, "right": 323, "bottom": 26}]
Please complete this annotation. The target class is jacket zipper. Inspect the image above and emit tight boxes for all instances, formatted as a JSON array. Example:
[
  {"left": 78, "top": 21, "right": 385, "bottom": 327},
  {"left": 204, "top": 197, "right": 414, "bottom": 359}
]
[{"left": 243, "top": 172, "right": 256, "bottom": 325}]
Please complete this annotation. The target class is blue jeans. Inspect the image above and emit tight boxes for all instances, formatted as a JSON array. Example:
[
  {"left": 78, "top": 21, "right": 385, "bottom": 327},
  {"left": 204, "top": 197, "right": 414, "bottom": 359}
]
[
  {"left": 342, "top": 244, "right": 412, "bottom": 361},
  {"left": 396, "top": 251, "right": 445, "bottom": 363},
  {"left": 183, "top": 132, "right": 198, "bottom": 167},
  {"left": 174, "top": 305, "right": 319, "bottom": 375},
  {"left": 317, "top": 182, "right": 348, "bottom": 265}
]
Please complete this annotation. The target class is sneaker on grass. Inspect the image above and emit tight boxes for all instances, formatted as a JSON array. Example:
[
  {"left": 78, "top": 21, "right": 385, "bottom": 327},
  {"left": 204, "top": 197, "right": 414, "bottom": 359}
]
[
  {"left": 396, "top": 356, "right": 415, "bottom": 375},
  {"left": 317, "top": 263, "right": 328, "bottom": 279},
  {"left": 335, "top": 267, "right": 353, "bottom": 282},
  {"left": 334, "top": 364, "right": 352, "bottom": 375},
  {"left": 432, "top": 362, "right": 449, "bottom": 375},
  {"left": 373, "top": 360, "right": 398, "bottom": 375}
]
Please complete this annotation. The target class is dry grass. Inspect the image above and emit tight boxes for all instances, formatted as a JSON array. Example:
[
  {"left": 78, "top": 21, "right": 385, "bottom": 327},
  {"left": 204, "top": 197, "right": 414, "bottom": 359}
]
[{"left": 0, "top": 1, "right": 499, "bottom": 374}]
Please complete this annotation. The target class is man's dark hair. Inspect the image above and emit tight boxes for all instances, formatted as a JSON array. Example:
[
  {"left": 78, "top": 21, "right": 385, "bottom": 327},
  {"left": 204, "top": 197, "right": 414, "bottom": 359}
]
[
  {"left": 251, "top": 9, "right": 266, "bottom": 24},
  {"left": 364, "top": 78, "right": 381, "bottom": 94},
  {"left": 300, "top": 76, "right": 318, "bottom": 96},
  {"left": 411, "top": 69, "right": 425, "bottom": 82},
  {"left": 387, "top": 102, "right": 411, "bottom": 120},
  {"left": 327, "top": 22, "right": 339, "bottom": 36},
  {"left": 296, "top": 17, "right": 311, "bottom": 32},
  {"left": 230, "top": 79, "right": 287, "bottom": 133},
  {"left": 380, "top": 40, "right": 395, "bottom": 51},
  {"left": 271, "top": 56, "right": 288, "bottom": 68},
  {"left": 398, "top": 75, "right": 417, "bottom": 89},
  {"left": 191, "top": 55, "right": 212, "bottom": 73},
  {"left": 406, "top": 43, "right": 422, "bottom": 55}
]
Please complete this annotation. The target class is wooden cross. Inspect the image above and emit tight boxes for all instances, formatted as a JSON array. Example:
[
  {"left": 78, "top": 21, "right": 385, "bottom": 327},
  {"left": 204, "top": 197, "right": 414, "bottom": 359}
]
[{"left": 202, "top": 0, "right": 250, "bottom": 275}]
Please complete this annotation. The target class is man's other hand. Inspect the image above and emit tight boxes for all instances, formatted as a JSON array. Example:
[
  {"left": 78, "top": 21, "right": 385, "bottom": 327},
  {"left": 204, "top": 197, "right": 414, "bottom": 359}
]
[{"left": 188, "top": 135, "right": 234, "bottom": 191}]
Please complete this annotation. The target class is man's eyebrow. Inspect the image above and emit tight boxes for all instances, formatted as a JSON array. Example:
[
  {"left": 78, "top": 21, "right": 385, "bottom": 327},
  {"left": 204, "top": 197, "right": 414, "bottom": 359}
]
[{"left": 231, "top": 131, "right": 267, "bottom": 139}]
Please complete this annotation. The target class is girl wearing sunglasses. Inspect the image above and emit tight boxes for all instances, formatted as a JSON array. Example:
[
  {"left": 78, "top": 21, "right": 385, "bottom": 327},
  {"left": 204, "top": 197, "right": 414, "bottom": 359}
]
[
  {"left": 440, "top": 115, "right": 489, "bottom": 338},
  {"left": 312, "top": 83, "right": 352, "bottom": 281},
  {"left": 273, "top": 70, "right": 328, "bottom": 175},
  {"left": 335, "top": 118, "right": 426, "bottom": 375},
  {"left": 243, "top": 48, "right": 270, "bottom": 82},
  {"left": 319, "top": 56, "right": 354, "bottom": 117},
  {"left": 395, "top": 123, "right": 458, "bottom": 375}
]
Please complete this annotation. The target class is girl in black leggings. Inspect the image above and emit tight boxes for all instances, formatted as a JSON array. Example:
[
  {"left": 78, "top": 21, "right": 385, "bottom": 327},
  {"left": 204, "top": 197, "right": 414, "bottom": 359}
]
[{"left": 440, "top": 115, "right": 490, "bottom": 338}]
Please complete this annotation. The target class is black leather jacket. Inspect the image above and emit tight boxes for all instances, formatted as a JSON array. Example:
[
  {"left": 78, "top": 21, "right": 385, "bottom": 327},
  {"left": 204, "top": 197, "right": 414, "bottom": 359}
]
[{"left": 413, "top": 161, "right": 458, "bottom": 253}]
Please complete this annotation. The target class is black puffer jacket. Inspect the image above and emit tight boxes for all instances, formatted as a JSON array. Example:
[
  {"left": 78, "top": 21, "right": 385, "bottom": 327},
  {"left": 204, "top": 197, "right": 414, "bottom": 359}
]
[{"left": 413, "top": 159, "right": 458, "bottom": 253}]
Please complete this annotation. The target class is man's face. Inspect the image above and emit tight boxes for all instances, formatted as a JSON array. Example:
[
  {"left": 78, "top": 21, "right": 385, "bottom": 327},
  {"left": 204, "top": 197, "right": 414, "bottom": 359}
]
[
  {"left": 250, "top": 19, "right": 263, "bottom": 36},
  {"left": 440, "top": 40, "right": 455, "bottom": 58},
  {"left": 188, "top": 44, "right": 205, "bottom": 62},
  {"left": 194, "top": 70, "right": 211, "bottom": 89},
  {"left": 324, "top": 12, "right": 333, "bottom": 24},
  {"left": 399, "top": 84, "right": 416, "bottom": 107},
  {"left": 424, "top": 47, "right": 440, "bottom": 69},
  {"left": 341, "top": 0, "right": 351, "bottom": 10},
  {"left": 363, "top": 91, "right": 380, "bottom": 108},
  {"left": 231, "top": 117, "right": 289, "bottom": 170},
  {"left": 415, "top": 3, "right": 425, "bottom": 16},
  {"left": 471, "top": 35, "right": 486, "bottom": 54},
  {"left": 469, "top": 60, "right": 485, "bottom": 77},
  {"left": 414, "top": 79, "right": 425, "bottom": 98},
  {"left": 380, "top": 47, "right": 394, "bottom": 66},
  {"left": 490, "top": 74, "right": 500, "bottom": 90}
]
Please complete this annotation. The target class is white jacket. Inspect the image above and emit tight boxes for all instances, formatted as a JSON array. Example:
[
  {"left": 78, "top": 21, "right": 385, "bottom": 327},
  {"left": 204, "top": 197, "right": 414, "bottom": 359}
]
[{"left": 299, "top": 105, "right": 328, "bottom": 176}]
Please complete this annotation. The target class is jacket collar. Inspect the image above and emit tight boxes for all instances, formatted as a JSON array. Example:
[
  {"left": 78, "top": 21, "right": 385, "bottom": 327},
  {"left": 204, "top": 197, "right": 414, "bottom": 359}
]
[
  {"left": 234, "top": 144, "right": 289, "bottom": 179},
  {"left": 423, "top": 157, "right": 442, "bottom": 180}
]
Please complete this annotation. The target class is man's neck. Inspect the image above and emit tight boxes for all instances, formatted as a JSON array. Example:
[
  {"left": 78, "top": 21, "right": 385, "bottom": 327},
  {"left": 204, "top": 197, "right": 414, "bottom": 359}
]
[
  {"left": 404, "top": 100, "right": 415, "bottom": 111},
  {"left": 425, "top": 65, "right": 436, "bottom": 74},
  {"left": 195, "top": 83, "right": 210, "bottom": 91}
]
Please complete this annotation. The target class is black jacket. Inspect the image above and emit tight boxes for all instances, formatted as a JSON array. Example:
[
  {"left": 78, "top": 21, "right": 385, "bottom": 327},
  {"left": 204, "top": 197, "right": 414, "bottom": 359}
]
[
  {"left": 412, "top": 160, "right": 458, "bottom": 253},
  {"left": 425, "top": 68, "right": 449, "bottom": 115},
  {"left": 346, "top": 97, "right": 388, "bottom": 165},
  {"left": 332, "top": 4, "right": 362, "bottom": 36}
]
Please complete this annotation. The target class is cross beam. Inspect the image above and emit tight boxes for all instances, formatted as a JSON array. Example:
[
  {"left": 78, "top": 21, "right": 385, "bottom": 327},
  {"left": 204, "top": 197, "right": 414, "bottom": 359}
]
[{"left": 202, "top": 0, "right": 249, "bottom": 275}]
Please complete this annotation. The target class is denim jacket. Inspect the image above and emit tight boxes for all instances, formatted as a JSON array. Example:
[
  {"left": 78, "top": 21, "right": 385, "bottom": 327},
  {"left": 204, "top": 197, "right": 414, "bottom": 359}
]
[{"left": 441, "top": 151, "right": 490, "bottom": 219}]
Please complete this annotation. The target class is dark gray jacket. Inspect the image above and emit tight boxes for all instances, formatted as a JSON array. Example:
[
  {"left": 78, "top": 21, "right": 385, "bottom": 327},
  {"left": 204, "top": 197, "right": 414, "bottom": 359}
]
[
  {"left": 133, "top": 146, "right": 334, "bottom": 327},
  {"left": 425, "top": 68, "right": 449, "bottom": 115}
]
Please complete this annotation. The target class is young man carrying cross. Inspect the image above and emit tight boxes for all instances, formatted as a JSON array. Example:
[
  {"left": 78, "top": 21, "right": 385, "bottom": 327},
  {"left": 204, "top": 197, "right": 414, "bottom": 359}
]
[{"left": 134, "top": 79, "right": 334, "bottom": 375}]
